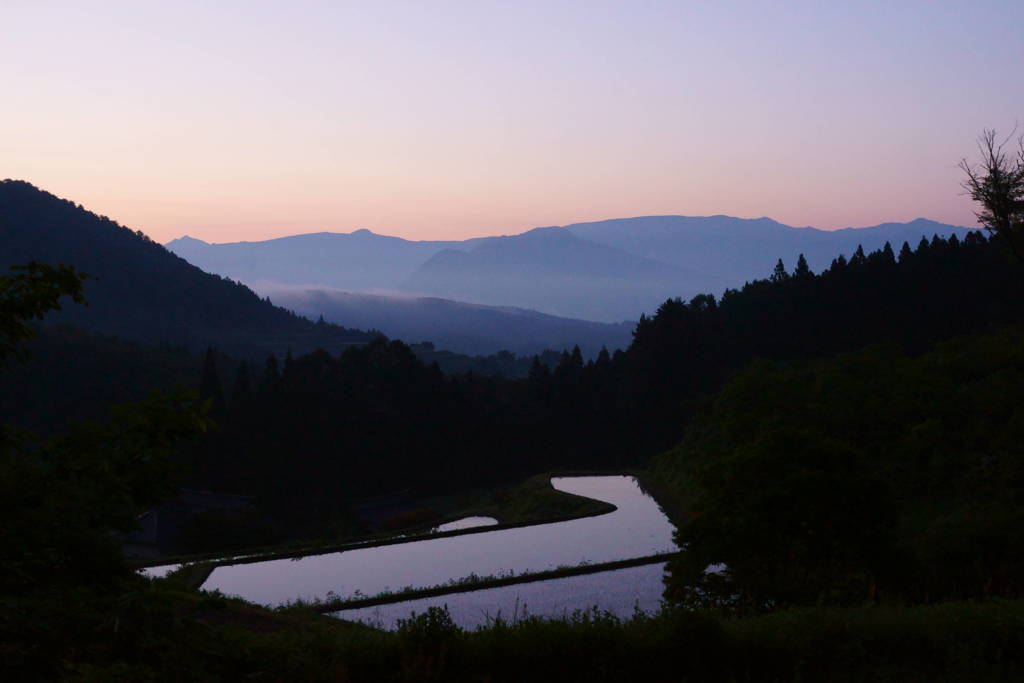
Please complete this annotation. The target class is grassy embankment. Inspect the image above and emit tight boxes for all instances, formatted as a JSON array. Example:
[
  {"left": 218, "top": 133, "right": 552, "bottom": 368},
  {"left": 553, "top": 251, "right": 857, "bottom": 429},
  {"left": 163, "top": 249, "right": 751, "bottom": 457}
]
[{"left": 291, "top": 552, "right": 677, "bottom": 613}]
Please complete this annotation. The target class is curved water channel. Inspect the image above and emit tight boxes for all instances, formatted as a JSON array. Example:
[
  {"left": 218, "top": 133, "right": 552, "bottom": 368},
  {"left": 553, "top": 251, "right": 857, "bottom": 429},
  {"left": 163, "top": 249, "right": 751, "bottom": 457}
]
[{"left": 190, "top": 476, "right": 677, "bottom": 627}]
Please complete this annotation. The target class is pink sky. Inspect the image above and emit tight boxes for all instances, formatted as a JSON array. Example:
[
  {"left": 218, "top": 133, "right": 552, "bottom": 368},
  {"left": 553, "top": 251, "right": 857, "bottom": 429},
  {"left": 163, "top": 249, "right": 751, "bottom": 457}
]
[{"left": 4, "top": 1, "right": 1021, "bottom": 243}]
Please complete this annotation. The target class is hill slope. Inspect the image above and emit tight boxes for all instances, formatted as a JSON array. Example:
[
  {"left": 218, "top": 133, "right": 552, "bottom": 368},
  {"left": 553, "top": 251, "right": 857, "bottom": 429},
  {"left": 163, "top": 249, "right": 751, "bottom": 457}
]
[{"left": 0, "top": 180, "right": 371, "bottom": 357}]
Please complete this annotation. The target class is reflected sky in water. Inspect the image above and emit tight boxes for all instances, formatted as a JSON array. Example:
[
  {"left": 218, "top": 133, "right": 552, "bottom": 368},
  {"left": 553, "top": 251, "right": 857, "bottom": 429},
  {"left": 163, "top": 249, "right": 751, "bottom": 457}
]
[
  {"left": 334, "top": 562, "right": 669, "bottom": 630},
  {"left": 201, "top": 476, "right": 676, "bottom": 606},
  {"left": 432, "top": 516, "right": 498, "bottom": 532}
]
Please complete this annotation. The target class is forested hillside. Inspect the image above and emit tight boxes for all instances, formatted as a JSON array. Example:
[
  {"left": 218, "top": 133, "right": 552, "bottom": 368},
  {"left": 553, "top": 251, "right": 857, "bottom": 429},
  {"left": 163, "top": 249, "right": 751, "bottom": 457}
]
[{"left": 0, "top": 180, "right": 372, "bottom": 358}]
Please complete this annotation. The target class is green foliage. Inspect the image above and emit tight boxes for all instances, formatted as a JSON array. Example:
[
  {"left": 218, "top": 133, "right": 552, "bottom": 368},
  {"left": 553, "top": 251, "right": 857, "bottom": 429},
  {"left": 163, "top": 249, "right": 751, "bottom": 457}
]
[
  {"left": 0, "top": 261, "right": 86, "bottom": 364},
  {"left": 667, "top": 428, "right": 897, "bottom": 611},
  {"left": 0, "top": 261, "right": 209, "bottom": 592},
  {"left": 0, "top": 390, "right": 209, "bottom": 593},
  {"left": 5, "top": 585, "right": 1024, "bottom": 681},
  {"left": 657, "top": 326, "right": 1024, "bottom": 607}
]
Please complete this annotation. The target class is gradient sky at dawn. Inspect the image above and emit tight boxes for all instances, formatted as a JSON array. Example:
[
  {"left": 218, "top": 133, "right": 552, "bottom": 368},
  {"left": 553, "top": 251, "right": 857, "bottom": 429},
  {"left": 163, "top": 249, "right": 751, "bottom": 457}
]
[{"left": 3, "top": 1, "right": 1022, "bottom": 243}]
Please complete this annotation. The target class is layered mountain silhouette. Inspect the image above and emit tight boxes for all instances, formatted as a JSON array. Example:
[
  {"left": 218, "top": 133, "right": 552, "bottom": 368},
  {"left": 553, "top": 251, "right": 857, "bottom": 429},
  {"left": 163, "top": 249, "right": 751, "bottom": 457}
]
[
  {"left": 169, "top": 215, "right": 971, "bottom": 322},
  {"left": 401, "top": 227, "right": 721, "bottom": 321},
  {"left": 0, "top": 180, "right": 371, "bottom": 357},
  {"left": 262, "top": 286, "right": 634, "bottom": 357},
  {"left": 561, "top": 215, "right": 970, "bottom": 283}
]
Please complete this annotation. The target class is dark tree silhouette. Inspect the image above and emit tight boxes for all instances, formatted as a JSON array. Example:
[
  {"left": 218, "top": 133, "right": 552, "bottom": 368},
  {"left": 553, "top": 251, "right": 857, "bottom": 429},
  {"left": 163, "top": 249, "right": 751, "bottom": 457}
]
[
  {"left": 0, "top": 262, "right": 86, "bottom": 364},
  {"left": 793, "top": 254, "right": 812, "bottom": 279},
  {"left": 960, "top": 128, "right": 1024, "bottom": 262},
  {"left": 199, "top": 347, "right": 226, "bottom": 416},
  {"left": 231, "top": 360, "right": 252, "bottom": 403},
  {"left": 771, "top": 258, "right": 789, "bottom": 282}
]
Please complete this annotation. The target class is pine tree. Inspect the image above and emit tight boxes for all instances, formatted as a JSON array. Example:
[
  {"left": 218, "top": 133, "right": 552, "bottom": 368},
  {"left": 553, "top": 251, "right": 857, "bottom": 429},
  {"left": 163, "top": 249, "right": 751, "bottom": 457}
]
[
  {"left": 199, "top": 347, "right": 226, "bottom": 417},
  {"left": 528, "top": 355, "right": 550, "bottom": 382},
  {"left": 793, "top": 254, "right": 812, "bottom": 279},
  {"left": 283, "top": 348, "right": 294, "bottom": 376},
  {"left": 232, "top": 361, "right": 252, "bottom": 404},
  {"left": 261, "top": 354, "right": 280, "bottom": 389},
  {"left": 880, "top": 241, "right": 896, "bottom": 265},
  {"left": 771, "top": 259, "right": 789, "bottom": 283},
  {"left": 898, "top": 241, "right": 914, "bottom": 263},
  {"left": 571, "top": 345, "right": 584, "bottom": 368}
]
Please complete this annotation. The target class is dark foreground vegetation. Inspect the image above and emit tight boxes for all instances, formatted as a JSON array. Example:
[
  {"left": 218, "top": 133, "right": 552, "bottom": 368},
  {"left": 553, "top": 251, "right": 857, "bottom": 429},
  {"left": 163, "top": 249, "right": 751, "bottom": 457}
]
[
  {"left": 657, "top": 325, "right": 1024, "bottom": 609},
  {"left": 7, "top": 585, "right": 1024, "bottom": 681}
]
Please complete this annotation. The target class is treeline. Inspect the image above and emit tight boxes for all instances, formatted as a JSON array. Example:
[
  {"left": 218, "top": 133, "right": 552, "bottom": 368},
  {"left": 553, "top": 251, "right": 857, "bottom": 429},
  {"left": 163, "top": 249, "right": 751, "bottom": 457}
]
[
  {"left": 182, "top": 231, "right": 1024, "bottom": 544},
  {"left": 184, "top": 339, "right": 628, "bottom": 541},
  {"left": 628, "top": 231, "right": 1024, "bottom": 452}
]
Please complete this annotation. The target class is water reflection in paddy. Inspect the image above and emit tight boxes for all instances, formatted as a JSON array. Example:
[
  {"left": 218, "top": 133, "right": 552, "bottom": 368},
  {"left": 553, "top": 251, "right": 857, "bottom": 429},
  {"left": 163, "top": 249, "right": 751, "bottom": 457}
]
[
  {"left": 432, "top": 516, "right": 498, "bottom": 532},
  {"left": 139, "top": 516, "right": 501, "bottom": 580},
  {"left": 333, "top": 562, "right": 669, "bottom": 631},
  {"left": 200, "top": 476, "right": 676, "bottom": 606}
]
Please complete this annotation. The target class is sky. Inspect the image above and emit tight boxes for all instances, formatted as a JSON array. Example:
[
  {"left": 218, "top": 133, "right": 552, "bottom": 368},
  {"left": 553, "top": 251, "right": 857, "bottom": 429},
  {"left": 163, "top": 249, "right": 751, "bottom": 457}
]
[{"left": 3, "top": 1, "right": 1022, "bottom": 244}]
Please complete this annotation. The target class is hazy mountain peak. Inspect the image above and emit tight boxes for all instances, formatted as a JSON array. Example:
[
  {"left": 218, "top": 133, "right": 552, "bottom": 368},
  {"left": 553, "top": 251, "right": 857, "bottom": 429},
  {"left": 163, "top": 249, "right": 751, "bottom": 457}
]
[
  {"left": 478, "top": 225, "right": 581, "bottom": 249},
  {"left": 166, "top": 235, "right": 209, "bottom": 247}
]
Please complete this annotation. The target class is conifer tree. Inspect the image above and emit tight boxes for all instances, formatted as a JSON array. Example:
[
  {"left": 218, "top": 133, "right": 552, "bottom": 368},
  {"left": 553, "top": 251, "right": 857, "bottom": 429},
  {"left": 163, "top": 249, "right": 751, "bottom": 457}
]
[
  {"left": 261, "top": 354, "right": 280, "bottom": 389},
  {"left": 880, "top": 241, "right": 896, "bottom": 265},
  {"left": 232, "top": 360, "right": 252, "bottom": 404},
  {"left": 898, "top": 241, "right": 914, "bottom": 263},
  {"left": 528, "top": 355, "right": 550, "bottom": 382},
  {"left": 199, "top": 347, "right": 226, "bottom": 416},
  {"left": 571, "top": 344, "right": 584, "bottom": 368},
  {"left": 770, "top": 259, "right": 789, "bottom": 282},
  {"left": 793, "top": 254, "right": 812, "bottom": 279}
]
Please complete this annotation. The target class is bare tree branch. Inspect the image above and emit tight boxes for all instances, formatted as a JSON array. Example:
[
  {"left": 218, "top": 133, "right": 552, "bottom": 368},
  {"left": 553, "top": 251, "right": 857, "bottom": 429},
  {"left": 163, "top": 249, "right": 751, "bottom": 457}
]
[{"left": 960, "top": 128, "right": 1024, "bottom": 263}]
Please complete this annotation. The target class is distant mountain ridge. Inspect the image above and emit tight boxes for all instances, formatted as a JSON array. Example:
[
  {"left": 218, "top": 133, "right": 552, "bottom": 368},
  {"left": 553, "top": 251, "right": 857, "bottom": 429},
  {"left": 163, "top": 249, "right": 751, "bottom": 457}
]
[
  {"left": 0, "top": 180, "right": 372, "bottom": 357},
  {"left": 166, "top": 229, "right": 485, "bottom": 292},
  {"left": 168, "top": 214, "right": 971, "bottom": 322},
  {"left": 401, "top": 226, "right": 721, "bottom": 321},
  {"left": 560, "top": 215, "right": 969, "bottom": 283},
  {"left": 261, "top": 285, "right": 634, "bottom": 358}
]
